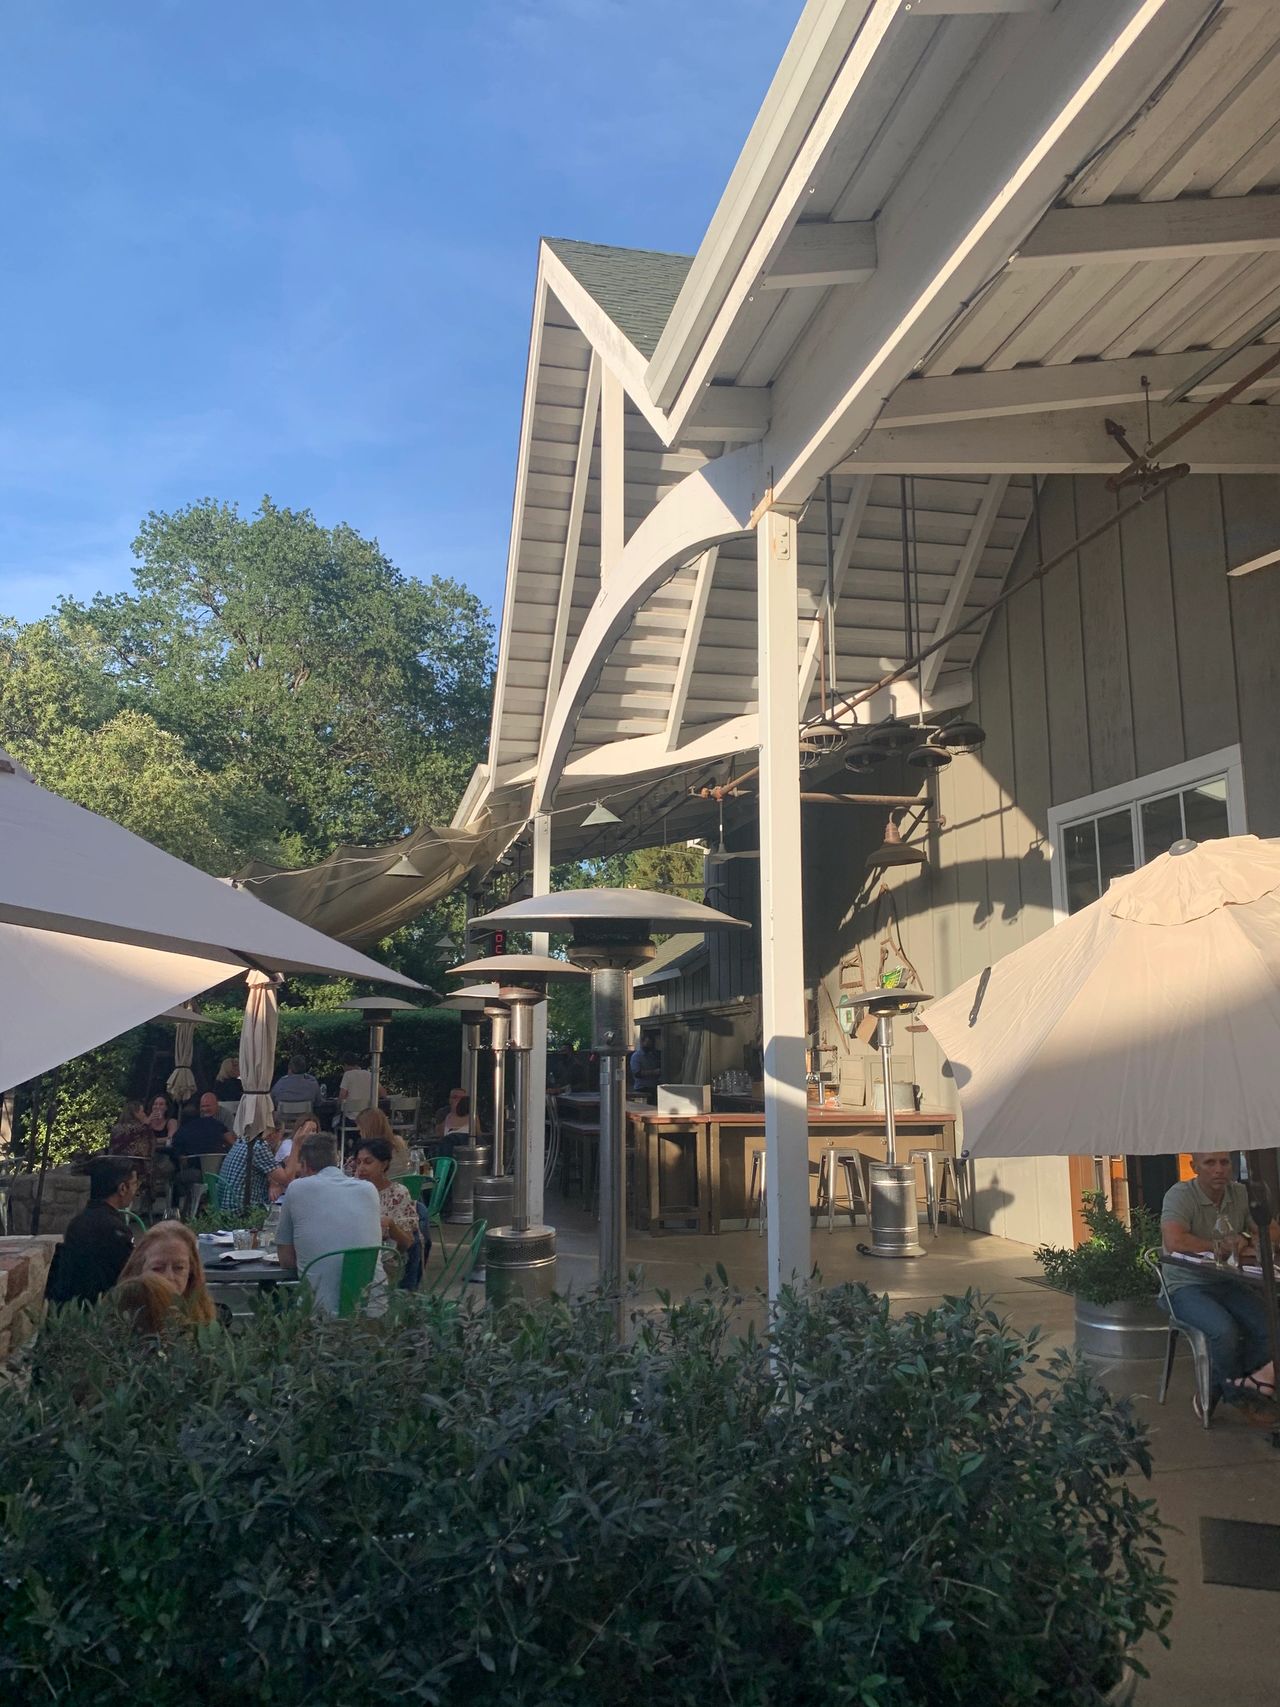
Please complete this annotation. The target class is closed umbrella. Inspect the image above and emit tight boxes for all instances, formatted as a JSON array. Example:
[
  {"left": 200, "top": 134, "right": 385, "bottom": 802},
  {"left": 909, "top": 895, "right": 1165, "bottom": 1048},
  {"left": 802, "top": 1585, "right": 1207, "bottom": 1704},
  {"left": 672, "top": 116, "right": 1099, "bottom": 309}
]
[
  {"left": 233, "top": 971, "right": 281, "bottom": 1215},
  {"left": 924, "top": 835, "right": 1280, "bottom": 1160},
  {"left": 165, "top": 1008, "right": 204, "bottom": 1105}
]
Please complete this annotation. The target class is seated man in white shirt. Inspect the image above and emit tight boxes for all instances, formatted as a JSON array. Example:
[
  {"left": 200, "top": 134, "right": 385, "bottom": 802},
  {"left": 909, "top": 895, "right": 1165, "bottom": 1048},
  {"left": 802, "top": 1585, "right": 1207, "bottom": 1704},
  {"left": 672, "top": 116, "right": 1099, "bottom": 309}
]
[
  {"left": 337, "top": 1054, "right": 373, "bottom": 1119},
  {"left": 276, "top": 1132, "right": 386, "bottom": 1316}
]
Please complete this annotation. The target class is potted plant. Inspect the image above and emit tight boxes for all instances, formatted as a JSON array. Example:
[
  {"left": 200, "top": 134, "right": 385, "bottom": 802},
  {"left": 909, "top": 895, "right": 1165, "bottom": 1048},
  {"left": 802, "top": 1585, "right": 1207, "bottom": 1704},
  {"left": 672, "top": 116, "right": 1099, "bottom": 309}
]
[{"left": 1037, "top": 1191, "right": 1166, "bottom": 1360}]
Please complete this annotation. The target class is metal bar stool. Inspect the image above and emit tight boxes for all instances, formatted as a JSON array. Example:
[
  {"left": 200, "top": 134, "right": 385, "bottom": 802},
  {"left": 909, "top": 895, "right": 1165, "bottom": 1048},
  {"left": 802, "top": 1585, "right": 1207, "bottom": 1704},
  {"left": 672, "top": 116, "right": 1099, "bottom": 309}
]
[
  {"left": 814, "top": 1144, "right": 867, "bottom": 1232},
  {"left": 838, "top": 1152, "right": 872, "bottom": 1226},
  {"left": 746, "top": 1144, "right": 767, "bottom": 1236},
  {"left": 907, "top": 1148, "right": 966, "bottom": 1235}
]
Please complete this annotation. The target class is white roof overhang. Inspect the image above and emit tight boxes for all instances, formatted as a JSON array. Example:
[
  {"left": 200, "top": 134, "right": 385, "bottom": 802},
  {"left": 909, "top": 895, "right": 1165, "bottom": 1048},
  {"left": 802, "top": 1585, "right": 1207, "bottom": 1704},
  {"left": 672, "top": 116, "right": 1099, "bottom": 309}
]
[{"left": 462, "top": 0, "right": 1279, "bottom": 867}]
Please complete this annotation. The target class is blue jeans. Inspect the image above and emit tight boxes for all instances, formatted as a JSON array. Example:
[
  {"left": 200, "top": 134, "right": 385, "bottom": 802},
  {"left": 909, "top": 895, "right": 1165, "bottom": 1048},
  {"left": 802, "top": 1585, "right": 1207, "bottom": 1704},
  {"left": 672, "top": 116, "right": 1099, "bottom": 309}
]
[{"left": 1168, "top": 1278, "right": 1272, "bottom": 1395}]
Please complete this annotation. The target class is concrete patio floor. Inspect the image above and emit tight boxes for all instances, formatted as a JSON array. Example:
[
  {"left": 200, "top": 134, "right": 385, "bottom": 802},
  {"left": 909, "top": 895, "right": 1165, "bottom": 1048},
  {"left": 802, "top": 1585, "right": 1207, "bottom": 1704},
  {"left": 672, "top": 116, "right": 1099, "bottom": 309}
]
[{"left": 535, "top": 1197, "right": 1280, "bottom": 1706}]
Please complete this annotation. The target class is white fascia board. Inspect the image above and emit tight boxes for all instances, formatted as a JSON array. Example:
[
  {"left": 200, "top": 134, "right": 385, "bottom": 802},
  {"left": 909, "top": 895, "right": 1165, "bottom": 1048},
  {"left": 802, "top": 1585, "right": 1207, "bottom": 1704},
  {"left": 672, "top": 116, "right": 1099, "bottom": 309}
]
[
  {"left": 451, "top": 764, "right": 494, "bottom": 831},
  {"left": 1012, "top": 194, "right": 1280, "bottom": 268},
  {"left": 841, "top": 403, "right": 1280, "bottom": 473},
  {"left": 485, "top": 265, "right": 551, "bottom": 776},
  {"left": 540, "top": 244, "right": 675, "bottom": 445},
  {"left": 762, "top": 0, "right": 1218, "bottom": 504},
  {"left": 646, "top": 0, "right": 881, "bottom": 411},
  {"left": 656, "top": 2, "right": 905, "bottom": 442},
  {"left": 879, "top": 347, "right": 1280, "bottom": 427}
]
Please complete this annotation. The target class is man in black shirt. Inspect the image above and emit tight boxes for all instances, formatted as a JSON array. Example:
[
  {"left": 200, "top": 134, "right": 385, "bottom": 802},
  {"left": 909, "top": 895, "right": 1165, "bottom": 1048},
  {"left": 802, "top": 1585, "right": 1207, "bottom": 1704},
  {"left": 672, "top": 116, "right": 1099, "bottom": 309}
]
[
  {"left": 45, "top": 1157, "right": 139, "bottom": 1306},
  {"left": 171, "top": 1092, "right": 232, "bottom": 1166}
]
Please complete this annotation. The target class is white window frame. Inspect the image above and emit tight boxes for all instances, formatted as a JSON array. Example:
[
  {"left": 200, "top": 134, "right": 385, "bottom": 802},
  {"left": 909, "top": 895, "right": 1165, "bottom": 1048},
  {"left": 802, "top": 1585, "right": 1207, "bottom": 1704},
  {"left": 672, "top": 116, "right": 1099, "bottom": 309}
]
[{"left": 1048, "top": 744, "right": 1247, "bottom": 922}]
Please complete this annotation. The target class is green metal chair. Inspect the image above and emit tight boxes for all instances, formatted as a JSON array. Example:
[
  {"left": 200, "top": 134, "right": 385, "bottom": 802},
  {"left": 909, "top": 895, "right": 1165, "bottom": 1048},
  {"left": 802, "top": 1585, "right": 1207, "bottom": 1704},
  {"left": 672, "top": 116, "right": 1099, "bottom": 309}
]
[
  {"left": 423, "top": 1217, "right": 486, "bottom": 1297},
  {"left": 201, "top": 1171, "right": 223, "bottom": 1212},
  {"left": 299, "top": 1246, "right": 383, "bottom": 1318},
  {"left": 124, "top": 1209, "right": 148, "bottom": 1233},
  {"left": 423, "top": 1155, "right": 456, "bottom": 1253},
  {"left": 401, "top": 1173, "right": 424, "bottom": 1203}
]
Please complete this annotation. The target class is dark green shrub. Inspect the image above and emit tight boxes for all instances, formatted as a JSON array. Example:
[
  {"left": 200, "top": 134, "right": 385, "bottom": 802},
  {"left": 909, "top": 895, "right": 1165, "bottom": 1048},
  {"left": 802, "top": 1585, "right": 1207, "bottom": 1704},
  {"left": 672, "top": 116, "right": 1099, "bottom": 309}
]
[
  {"left": 1036, "top": 1193, "right": 1161, "bottom": 1305},
  {"left": 0, "top": 1283, "right": 1170, "bottom": 1706}
]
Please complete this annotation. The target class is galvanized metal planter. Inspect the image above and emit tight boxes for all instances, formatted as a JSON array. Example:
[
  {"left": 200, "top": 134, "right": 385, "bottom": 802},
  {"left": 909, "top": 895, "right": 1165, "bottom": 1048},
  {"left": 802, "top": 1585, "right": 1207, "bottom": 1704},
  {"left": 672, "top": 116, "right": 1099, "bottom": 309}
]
[{"left": 1075, "top": 1296, "right": 1167, "bottom": 1362}]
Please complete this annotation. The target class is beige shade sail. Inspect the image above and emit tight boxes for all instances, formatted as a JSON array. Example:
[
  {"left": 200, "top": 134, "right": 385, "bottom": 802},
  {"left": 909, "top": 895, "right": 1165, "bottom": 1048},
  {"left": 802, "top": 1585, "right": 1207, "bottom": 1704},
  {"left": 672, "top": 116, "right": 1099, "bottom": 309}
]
[
  {"left": 924, "top": 836, "right": 1280, "bottom": 1158},
  {"left": 236, "top": 810, "right": 523, "bottom": 947}
]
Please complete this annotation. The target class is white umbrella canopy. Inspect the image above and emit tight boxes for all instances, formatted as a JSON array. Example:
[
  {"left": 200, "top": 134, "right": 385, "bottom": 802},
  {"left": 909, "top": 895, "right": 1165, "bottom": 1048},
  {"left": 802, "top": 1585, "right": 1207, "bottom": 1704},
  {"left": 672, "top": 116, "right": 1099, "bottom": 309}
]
[
  {"left": 1, "top": 922, "right": 233, "bottom": 1094},
  {"left": 235, "top": 971, "right": 280, "bottom": 1140},
  {"left": 0, "top": 754, "right": 419, "bottom": 985},
  {"left": 924, "top": 835, "right": 1280, "bottom": 1158}
]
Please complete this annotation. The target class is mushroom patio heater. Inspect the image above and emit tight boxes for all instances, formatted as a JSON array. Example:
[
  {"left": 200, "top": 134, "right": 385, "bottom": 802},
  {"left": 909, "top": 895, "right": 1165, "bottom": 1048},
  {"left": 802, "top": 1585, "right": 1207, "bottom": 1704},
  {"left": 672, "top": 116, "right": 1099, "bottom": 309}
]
[
  {"left": 469, "top": 996, "right": 514, "bottom": 1253},
  {"left": 472, "top": 890, "right": 747, "bottom": 1337},
  {"left": 434, "top": 984, "right": 498, "bottom": 1224},
  {"left": 451, "top": 953, "right": 590, "bottom": 1305},
  {"left": 340, "top": 994, "right": 421, "bottom": 1109},
  {"left": 846, "top": 987, "right": 932, "bottom": 1260}
]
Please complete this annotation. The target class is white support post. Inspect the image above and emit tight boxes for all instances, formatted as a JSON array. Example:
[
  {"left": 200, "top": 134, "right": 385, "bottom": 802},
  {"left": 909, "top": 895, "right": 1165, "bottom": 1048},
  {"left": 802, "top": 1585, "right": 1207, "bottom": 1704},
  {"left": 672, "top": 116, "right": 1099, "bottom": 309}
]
[
  {"left": 529, "top": 811, "right": 552, "bottom": 1228},
  {"left": 600, "top": 367, "right": 625, "bottom": 581},
  {"left": 757, "top": 508, "right": 811, "bottom": 1301}
]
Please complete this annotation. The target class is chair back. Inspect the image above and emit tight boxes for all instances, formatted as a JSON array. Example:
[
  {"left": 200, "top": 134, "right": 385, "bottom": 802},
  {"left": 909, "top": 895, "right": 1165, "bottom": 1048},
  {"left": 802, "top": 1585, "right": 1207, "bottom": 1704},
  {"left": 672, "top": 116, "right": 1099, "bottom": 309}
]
[
  {"left": 401, "top": 1173, "right": 424, "bottom": 1203},
  {"left": 300, "top": 1246, "right": 382, "bottom": 1318},
  {"left": 125, "top": 1209, "right": 148, "bottom": 1233},
  {"left": 425, "top": 1217, "right": 486, "bottom": 1296},
  {"left": 425, "top": 1155, "right": 456, "bottom": 1220},
  {"left": 198, "top": 1151, "right": 226, "bottom": 1174},
  {"left": 276, "top": 1100, "right": 314, "bottom": 1136},
  {"left": 201, "top": 1171, "right": 223, "bottom": 1211},
  {"left": 388, "top": 1095, "right": 420, "bottom": 1138},
  {"left": 1144, "top": 1245, "right": 1177, "bottom": 1314}
]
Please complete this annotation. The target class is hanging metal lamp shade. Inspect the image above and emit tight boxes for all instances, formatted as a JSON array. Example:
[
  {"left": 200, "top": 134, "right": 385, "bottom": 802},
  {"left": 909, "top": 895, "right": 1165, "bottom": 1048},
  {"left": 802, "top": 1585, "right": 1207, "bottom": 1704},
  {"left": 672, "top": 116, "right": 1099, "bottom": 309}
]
[
  {"left": 940, "top": 719, "right": 987, "bottom": 754},
  {"left": 844, "top": 739, "right": 893, "bottom": 774},
  {"left": 876, "top": 720, "right": 928, "bottom": 752},
  {"left": 906, "top": 740, "right": 952, "bottom": 772},
  {"left": 802, "top": 724, "right": 847, "bottom": 754},
  {"left": 582, "top": 801, "right": 621, "bottom": 827},
  {"left": 865, "top": 816, "right": 927, "bottom": 871}
]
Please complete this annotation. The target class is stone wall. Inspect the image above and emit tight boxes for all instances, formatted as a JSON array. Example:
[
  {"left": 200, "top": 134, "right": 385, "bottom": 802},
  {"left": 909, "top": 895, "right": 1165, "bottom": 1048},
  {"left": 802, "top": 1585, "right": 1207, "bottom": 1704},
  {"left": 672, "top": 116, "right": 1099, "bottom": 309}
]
[
  {"left": 0, "top": 1236, "right": 59, "bottom": 1361},
  {"left": 2, "top": 1169, "right": 90, "bottom": 1235}
]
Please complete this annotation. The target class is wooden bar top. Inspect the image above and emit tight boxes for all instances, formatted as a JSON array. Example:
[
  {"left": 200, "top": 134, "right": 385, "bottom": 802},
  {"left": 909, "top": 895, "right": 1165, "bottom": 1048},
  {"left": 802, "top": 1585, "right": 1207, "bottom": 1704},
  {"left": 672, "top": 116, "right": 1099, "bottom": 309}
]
[{"left": 626, "top": 1108, "right": 955, "bottom": 1128}]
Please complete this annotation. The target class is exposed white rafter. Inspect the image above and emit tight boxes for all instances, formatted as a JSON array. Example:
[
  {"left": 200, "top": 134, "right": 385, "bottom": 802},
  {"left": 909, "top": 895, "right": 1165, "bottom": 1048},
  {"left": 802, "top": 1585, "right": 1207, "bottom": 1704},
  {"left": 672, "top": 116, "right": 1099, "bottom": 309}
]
[
  {"left": 1013, "top": 193, "right": 1280, "bottom": 268},
  {"left": 797, "top": 476, "right": 872, "bottom": 714},
  {"left": 665, "top": 547, "right": 720, "bottom": 750},
  {"left": 538, "top": 353, "right": 602, "bottom": 762},
  {"left": 879, "top": 347, "right": 1280, "bottom": 427},
  {"left": 920, "top": 475, "right": 1010, "bottom": 694},
  {"left": 600, "top": 367, "right": 625, "bottom": 580},
  {"left": 842, "top": 403, "right": 1280, "bottom": 473},
  {"left": 762, "top": 220, "right": 877, "bottom": 290},
  {"left": 685, "top": 386, "right": 771, "bottom": 441}
]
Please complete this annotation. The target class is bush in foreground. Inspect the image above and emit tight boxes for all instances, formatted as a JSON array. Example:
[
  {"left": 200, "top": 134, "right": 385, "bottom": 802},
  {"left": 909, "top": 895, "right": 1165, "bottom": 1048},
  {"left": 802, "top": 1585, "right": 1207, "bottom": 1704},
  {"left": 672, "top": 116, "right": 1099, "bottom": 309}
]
[{"left": 0, "top": 1283, "right": 1170, "bottom": 1706}]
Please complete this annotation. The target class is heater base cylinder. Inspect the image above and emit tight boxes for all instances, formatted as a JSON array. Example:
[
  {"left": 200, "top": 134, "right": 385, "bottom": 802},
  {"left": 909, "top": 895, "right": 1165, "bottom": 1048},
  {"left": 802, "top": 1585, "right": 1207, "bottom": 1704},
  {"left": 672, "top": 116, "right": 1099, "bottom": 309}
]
[
  {"left": 859, "top": 1162, "right": 926, "bottom": 1260},
  {"left": 472, "top": 1175, "right": 514, "bottom": 1236},
  {"left": 447, "top": 1143, "right": 491, "bottom": 1224},
  {"left": 484, "top": 1225, "right": 557, "bottom": 1308}
]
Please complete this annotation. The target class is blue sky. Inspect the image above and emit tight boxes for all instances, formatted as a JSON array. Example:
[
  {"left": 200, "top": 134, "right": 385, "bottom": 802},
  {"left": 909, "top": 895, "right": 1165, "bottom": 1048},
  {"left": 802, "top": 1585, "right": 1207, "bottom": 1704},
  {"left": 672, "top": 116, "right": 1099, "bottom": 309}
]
[{"left": 0, "top": 0, "right": 796, "bottom": 627}]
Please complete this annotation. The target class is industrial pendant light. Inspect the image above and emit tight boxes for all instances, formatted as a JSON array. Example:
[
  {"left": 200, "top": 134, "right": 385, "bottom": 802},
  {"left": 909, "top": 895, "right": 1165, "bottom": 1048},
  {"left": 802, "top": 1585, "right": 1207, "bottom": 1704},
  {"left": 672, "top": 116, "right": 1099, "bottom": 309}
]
[
  {"left": 865, "top": 814, "right": 927, "bottom": 871},
  {"left": 906, "top": 738, "right": 951, "bottom": 772},
  {"left": 940, "top": 719, "right": 987, "bottom": 754},
  {"left": 802, "top": 723, "right": 847, "bottom": 754},
  {"left": 387, "top": 852, "right": 426, "bottom": 877},
  {"left": 844, "top": 740, "right": 893, "bottom": 774},
  {"left": 582, "top": 800, "right": 621, "bottom": 827}
]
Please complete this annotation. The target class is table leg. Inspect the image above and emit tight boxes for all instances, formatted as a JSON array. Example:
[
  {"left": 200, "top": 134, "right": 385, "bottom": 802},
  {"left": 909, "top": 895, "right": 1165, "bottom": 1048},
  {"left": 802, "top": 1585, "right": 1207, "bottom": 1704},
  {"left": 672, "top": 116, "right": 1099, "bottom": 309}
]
[
  {"left": 708, "top": 1120, "right": 721, "bottom": 1236},
  {"left": 646, "top": 1119, "right": 660, "bottom": 1234}
]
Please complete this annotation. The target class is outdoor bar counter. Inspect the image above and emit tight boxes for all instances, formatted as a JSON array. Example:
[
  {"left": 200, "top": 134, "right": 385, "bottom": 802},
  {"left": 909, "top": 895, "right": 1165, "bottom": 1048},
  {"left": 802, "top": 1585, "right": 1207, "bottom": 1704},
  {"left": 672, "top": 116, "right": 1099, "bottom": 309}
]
[{"left": 556, "top": 1093, "right": 956, "bottom": 1235}]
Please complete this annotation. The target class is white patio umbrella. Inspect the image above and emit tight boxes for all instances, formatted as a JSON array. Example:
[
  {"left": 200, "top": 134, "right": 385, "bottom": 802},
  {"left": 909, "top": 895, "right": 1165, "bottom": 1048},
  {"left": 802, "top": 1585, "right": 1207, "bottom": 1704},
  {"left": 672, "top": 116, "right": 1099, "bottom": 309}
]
[
  {"left": 234, "top": 971, "right": 280, "bottom": 1142},
  {"left": 924, "top": 835, "right": 1280, "bottom": 1159},
  {"left": 164, "top": 1005, "right": 211, "bottom": 1105},
  {"left": 0, "top": 750, "right": 419, "bottom": 1093}
]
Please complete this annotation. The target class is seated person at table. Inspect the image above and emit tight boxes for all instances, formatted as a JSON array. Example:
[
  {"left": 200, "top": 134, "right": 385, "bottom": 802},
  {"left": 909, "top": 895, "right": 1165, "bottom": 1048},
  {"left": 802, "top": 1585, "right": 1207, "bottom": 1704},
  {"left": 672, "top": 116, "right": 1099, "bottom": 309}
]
[
  {"left": 433, "top": 1086, "right": 465, "bottom": 1131},
  {"left": 628, "top": 1031, "right": 662, "bottom": 1096},
  {"left": 277, "top": 1133, "right": 386, "bottom": 1316},
  {"left": 272, "top": 1055, "right": 322, "bottom": 1109},
  {"left": 441, "top": 1095, "right": 470, "bottom": 1138},
  {"left": 1161, "top": 1151, "right": 1279, "bottom": 1413},
  {"left": 214, "top": 1056, "right": 244, "bottom": 1101},
  {"left": 270, "top": 1117, "right": 317, "bottom": 1200},
  {"left": 45, "top": 1158, "right": 139, "bottom": 1307},
  {"left": 144, "top": 1094, "right": 178, "bottom": 1144},
  {"left": 118, "top": 1221, "right": 216, "bottom": 1325},
  {"left": 354, "top": 1135, "right": 422, "bottom": 1282},
  {"left": 171, "top": 1092, "right": 233, "bottom": 1164},
  {"left": 217, "top": 1127, "right": 279, "bottom": 1211},
  {"left": 344, "top": 1107, "right": 411, "bottom": 1177},
  {"left": 112, "top": 1273, "right": 184, "bottom": 1338},
  {"left": 338, "top": 1055, "right": 373, "bottom": 1120}
]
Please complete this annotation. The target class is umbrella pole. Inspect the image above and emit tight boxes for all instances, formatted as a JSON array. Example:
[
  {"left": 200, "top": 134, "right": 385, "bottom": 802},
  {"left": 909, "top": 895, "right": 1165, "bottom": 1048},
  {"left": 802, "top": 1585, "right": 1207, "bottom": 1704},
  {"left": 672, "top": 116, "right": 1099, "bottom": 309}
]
[{"left": 31, "top": 1066, "right": 61, "bottom": 1236}]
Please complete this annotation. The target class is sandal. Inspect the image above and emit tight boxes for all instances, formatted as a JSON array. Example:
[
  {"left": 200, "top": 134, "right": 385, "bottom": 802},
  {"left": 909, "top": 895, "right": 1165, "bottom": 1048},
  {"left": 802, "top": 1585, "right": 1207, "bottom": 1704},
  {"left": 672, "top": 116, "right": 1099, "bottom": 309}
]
[{"left": 1223, "top": 1374, "right": 1276, "bottom": 1405}]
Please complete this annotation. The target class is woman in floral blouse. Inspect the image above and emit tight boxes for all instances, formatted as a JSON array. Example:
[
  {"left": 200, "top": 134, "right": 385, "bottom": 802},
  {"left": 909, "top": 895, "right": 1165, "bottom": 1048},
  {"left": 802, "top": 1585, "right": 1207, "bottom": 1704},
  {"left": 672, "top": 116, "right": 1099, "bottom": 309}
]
[{"left": 353, "top": 1135, "right": 419, "bottom": 1281}]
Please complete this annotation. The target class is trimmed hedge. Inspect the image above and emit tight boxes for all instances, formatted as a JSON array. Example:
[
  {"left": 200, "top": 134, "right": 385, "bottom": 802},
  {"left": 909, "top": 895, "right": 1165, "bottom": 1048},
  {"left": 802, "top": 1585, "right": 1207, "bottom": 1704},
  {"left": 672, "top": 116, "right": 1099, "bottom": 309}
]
[{"left": 1, "top": 1282, "right": 1170, "bottom": 1705}]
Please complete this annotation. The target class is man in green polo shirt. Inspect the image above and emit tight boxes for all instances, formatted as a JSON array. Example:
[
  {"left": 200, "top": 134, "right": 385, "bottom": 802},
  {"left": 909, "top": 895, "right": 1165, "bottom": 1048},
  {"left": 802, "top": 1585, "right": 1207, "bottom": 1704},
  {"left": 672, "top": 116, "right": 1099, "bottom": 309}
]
[{"left": 1161, "top": 1152, "right": 1276, "bottom": 1415}]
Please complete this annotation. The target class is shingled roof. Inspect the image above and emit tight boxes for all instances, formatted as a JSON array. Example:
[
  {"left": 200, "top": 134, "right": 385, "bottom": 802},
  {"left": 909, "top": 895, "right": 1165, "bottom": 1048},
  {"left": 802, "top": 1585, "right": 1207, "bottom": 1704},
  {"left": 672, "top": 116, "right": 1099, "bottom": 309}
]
[{"left": 545, "top": 238, "right": 693, "bottom": 359}]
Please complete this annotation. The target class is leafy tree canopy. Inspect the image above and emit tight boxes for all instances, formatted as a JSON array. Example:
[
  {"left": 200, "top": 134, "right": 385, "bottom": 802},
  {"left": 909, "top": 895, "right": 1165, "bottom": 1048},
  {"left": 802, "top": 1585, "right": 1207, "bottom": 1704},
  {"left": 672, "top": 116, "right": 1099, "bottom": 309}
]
[{"left": 0, "top": 496, "right": 494, "bottom": 870}]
